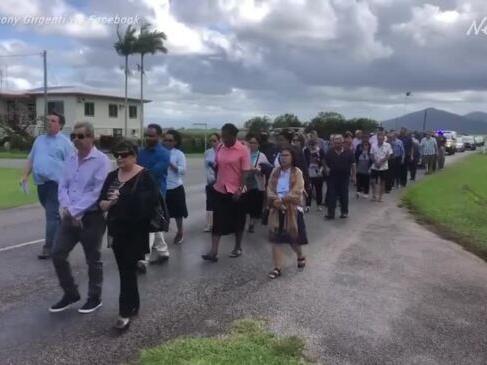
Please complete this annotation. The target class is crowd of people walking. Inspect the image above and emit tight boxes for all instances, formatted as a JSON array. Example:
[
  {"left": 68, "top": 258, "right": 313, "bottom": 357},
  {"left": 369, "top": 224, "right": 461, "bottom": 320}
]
[{"left": 22, "top": 112, "right": 447, "bottom": 331}]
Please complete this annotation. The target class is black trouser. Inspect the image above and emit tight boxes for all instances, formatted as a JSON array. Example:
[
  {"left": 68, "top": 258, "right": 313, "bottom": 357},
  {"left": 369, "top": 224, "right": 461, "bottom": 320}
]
[
  {"left": 399, "top": 161, "right": 409, "bottom": 187},
  {"left": 409, "top": 158, "right": 418, "bottom": 180},
  {"left": 112, "top": 241, "right": 140, "bottom": 318},
  {"left": 356, "top": 173, "right": 370, "bottom": 194},
  {"left": 390, "top": 157, "right": 402, "bottom": 188},
  {"left": 327, "top": 174, "right": 349, "bottom": 217},
  {"left": 306, "top": 177, "right": 324, "bottom": 207},
  {"left": 52, "top": 211, "right": 105, "bottom": 299}
]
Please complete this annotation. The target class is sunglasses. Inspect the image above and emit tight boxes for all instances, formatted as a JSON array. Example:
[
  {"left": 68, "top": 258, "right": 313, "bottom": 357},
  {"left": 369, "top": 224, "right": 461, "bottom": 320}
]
[
  {"left": 164, "top": 139, "right": 175, "bottom": 143},
  {"left": 113, "top": 152, "right": 133, "bottom": 159},
  {"left": 70, "top": 133, "right": 87, "bottom": 140}
]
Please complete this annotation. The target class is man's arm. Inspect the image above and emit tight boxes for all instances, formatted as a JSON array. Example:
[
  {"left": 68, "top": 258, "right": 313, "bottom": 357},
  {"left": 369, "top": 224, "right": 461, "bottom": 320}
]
[
  {"left": 351, "top": 162, "right": 357, "bottom": 184},
  {"left": 21, "top": 139, "right": 37, "bottom": 182}
]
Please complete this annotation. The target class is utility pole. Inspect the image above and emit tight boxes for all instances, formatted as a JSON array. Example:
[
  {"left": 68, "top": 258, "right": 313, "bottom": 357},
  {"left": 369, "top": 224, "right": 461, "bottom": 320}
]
[
  {"left": 422, "top": 108, "right": 428, "bottom": 132},
  {"left": 139, "top": 60, "right": 144, "bottom": 140},
  {"left": 193, "top": 122, "right": 208, "bottom": 150},
  {"left": 43, "top": 50, "right": 48, "bottom": 126}
]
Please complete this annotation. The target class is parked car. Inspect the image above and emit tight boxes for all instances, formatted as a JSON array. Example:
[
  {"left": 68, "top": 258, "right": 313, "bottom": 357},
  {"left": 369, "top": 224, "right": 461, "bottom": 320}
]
[
  {"left": 462, "top": 135, "right": 476, "bottom": 150},
  {"left": 456, "top": 137, "right": 466, "bottom": 152},
  {"left": 444, "top": 137, "right": 456, "bottom": 155},
  {"left": 474, "top": 135, "right": 485, "bottom": 147}
]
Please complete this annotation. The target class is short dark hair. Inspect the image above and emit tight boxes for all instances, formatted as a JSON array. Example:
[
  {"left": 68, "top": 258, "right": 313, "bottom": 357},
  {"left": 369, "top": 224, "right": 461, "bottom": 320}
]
[
  {"left": 209, "top": 133, "right": 221, "bottom": 141},
  {"left": 147, "top": 123, "right": 163, "bottom": 136},
  {"left": 277, "top": 129, "right": 293, "bottom": 143},
  {"left": 221, "top": 123, "right": 239, "bottom": 137},
  {"left": 112, "top": 139, "right": 138, "bottom": 156},
  {"left": 246, "top": 132, "right": 260, "bottom": 144},
  {"left": 280, "top": 147, "right": 298, "bottom": 167},
  {"left": 165, "top": 129, "right": 182, "bottom": 148},
  {"left": 50, "top": 111, "right": 65, "bottom": 127}
]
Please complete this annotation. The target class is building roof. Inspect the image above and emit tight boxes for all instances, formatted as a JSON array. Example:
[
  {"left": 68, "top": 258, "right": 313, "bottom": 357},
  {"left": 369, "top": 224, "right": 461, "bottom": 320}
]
[{"left": 1, "top": 86, "right": 151, "bottom": 103}]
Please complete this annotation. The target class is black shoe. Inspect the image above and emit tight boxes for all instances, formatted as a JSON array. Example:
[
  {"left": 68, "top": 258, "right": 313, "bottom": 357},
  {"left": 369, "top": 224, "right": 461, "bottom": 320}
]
[
  {"left": 49, "top": 294, "right": 80, "bottom": 313},
  {"left": 229, "top": 249, "right": 242, "bottom": 258},
  {"left": 38, "top": 247, "right": 51, "bottom": 260},
  {"left": 78, "top": 297, "right": 103, "bottom": 314},
  {"left": 340, "top": 214, "right": 348, "bottom": 219},
  {"left": 248, "top": 224, "right": 255, "bottom": 233},
  {"left": 114, "top": 317, "right": 131, "bottom": 331},
  {"left": 324, "top": 215, "right": 335, "bottom": 220},
  {"left": 136, "top": 261, "right": 147, "bottom": 274},
  {"left": 202, "top": 254, "right": 218, "bottom": 262},
  {"left": 149, "top": 256, "right": 169, "bottom": 265}
]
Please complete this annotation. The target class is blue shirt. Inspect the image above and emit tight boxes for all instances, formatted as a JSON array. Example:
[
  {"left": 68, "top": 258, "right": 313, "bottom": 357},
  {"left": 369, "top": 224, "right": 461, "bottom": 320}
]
[
  {"left": 138, "top": 144, "right": 170, "bottom": 195},
  {"left": 58, "top": 147, "right": 111, "bottom": 218},
  {"left": 28, "top": 132, "right": 74, "bottom": 185},
  {"left": 390, "top": 139, "right": 405, "bottom": 159},
  {"left": 167, "top": 148, "right": 186, "bottom": 190}
]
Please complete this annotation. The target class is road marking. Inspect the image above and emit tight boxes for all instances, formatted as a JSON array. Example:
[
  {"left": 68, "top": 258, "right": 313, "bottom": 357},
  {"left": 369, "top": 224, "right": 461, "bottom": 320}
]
[{"left": 0, "top": 239, "right": 44, "bottom": 253}]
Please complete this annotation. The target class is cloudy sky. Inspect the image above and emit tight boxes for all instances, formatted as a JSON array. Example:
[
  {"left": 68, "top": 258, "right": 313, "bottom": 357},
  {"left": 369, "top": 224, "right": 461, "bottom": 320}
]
[{"left": 1, "top": 0, "right": 487, "bottom": 127}]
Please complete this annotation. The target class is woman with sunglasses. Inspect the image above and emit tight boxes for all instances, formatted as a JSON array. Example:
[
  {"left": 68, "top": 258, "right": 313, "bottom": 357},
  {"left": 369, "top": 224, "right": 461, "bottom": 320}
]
[
  {"left": 163, "top": 130, "right": 188, "bottom": 245},
  {"left": 99, "top": 140, "right": 159, "bottom": 331},
  {"left": 203, "top": 133, "right": 221, "bottom": 232},
  {"left": 267, "top": 147, "right": 308, "bottom": 279}
]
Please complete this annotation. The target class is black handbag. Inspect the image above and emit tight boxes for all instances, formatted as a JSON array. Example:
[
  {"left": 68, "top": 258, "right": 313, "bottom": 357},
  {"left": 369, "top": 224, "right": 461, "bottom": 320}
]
[{"left": 149, "top": 195, "right": 169, "bottom": 233}]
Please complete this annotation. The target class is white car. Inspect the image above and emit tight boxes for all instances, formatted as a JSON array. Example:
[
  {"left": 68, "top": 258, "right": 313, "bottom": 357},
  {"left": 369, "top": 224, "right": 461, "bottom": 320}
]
[{"left": 456, "top": 137, "right": 466, "bottom": 152}]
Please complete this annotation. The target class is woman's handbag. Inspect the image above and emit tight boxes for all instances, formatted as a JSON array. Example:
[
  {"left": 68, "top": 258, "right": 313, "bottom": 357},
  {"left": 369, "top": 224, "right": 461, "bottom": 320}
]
[{"left": 149, "top": 195, "right": 170, "bottom": 233}]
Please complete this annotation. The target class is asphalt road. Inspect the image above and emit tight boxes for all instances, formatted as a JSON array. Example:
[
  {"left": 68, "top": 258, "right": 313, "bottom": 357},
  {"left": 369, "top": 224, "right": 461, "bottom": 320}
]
[{"left": 0, "top": 151, "right": 486, "bottom": 365}]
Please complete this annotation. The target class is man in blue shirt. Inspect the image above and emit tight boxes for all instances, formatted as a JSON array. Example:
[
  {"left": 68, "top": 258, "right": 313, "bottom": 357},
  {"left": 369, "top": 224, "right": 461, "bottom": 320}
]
[
  {"left": 22, "top": 112, "right": 74, "bottom": 259},
  {"left": 388, "top": 132, "right": 405, "bottom": 190},
  {"left": 137, "top": 123, "right": 170, "bottom": 271},
  {"left": 398, "top": 128, "right": 414, "bottom": 187}
]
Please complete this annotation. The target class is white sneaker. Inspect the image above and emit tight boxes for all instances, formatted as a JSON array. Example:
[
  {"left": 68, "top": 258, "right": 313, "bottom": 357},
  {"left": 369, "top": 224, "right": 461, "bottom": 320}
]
[
  {"left": 317, "top": 206, "right": 323, "bottom": 212},
  {"left": 363, "top": 194, "right": 370, "bottom": 199},
  {"left": 203, "top": 226, "right": 212, "bottom": 232}
]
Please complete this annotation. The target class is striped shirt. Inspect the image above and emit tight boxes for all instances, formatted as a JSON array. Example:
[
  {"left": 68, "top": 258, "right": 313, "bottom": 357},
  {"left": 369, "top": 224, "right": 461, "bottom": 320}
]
[{"left": 420, "top": 137, "right": 438, "bottom": 156}]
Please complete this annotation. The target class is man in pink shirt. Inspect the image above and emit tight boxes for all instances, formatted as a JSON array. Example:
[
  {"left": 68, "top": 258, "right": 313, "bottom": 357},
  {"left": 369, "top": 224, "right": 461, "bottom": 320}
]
[{"left": 202, "top": 123, "right": 251, "bottom": 262}]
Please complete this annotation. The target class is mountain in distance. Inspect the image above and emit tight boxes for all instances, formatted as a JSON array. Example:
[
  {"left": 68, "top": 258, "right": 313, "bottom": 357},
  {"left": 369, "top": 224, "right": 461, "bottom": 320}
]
[
  {"left": 382, "top": 108, "right": 487, "bottom": 134},
  {"left": 464, "top": 111, "right": 487, "bottom": 123}
]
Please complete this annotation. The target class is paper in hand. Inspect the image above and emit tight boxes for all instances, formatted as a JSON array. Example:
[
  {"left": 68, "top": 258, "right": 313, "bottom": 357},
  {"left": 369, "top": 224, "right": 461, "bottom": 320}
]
[{"left": 20, "top": 180, "right": 30, "bottom": 194}]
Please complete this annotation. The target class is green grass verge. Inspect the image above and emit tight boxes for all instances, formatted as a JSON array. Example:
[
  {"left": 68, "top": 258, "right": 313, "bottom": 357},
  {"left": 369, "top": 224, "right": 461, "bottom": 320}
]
[
  {"left": 0, "top": 168, "right": 38, "bottom": 209},
  {"left": 403, "top": 153, "right": 487, "bottom": 260},
  {"left": 0, "top": 150, "right": 29, "bottom": 159},
  {"left": 139, "top": 319, "right": 310, "bottom": 365}
]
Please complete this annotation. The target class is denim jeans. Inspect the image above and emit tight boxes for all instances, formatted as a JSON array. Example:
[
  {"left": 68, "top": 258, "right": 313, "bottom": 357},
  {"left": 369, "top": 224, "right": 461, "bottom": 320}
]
[
  {"left": 37, "top": 181, "right": 60, "bottom": 250},
  {"left": 52, "top": 212, "right": 106, "bottom": 299}
]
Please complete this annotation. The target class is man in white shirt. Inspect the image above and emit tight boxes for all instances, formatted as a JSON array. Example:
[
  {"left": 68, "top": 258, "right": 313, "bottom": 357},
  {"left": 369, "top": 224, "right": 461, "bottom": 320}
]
[{"left": 370, "top": 131, "right": 393, "bottom": 202}]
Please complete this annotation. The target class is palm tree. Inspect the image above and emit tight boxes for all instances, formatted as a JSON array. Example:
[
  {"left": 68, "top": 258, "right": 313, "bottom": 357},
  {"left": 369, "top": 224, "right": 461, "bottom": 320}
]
[
  {"left": 134, "top": 23, "right": 167, "bottom": 137},
  {"left": 114, "top": 24, "right": 136, "bottom": 137}
]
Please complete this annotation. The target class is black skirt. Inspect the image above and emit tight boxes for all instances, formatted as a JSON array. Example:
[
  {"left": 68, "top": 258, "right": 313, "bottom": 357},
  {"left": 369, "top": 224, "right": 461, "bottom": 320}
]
[
  {"left": 244, "top": 189, "right": 265, "bottom": 219},
  {"left": 269, "top": 210, "right": 308, "bottom": 245},
  {"left": 212, "top": 190, "right": 246, "bottom": 236},
  {"left": 206, "top": 184, "right": 216, "bottom": 211},
  {"left": 165, "top": 185, "right": 188, "bottom": 219}
]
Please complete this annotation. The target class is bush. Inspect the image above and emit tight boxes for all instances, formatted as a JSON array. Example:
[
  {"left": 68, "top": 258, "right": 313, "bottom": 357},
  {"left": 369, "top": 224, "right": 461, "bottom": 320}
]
[{"left": 8, "top": 134, "right": 34, "bottom": 151}]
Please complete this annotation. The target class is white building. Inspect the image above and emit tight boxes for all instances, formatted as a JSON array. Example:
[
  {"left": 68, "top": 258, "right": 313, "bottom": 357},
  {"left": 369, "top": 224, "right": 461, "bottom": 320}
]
[{"left": 0, "top": 86, "right": 150, "bottom": 138}]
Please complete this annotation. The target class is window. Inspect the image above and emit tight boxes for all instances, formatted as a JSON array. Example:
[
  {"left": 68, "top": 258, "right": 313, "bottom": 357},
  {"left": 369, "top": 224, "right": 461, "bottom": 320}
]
[
  {"left": 129, "top": 105, "right": 137, "bottom": 119},
  {"left": 109, "top": 104, "right": 118, "bottom": 118},
  {"left": 113, "top": 128, "right": 123, "bottom": 137},
  {"left": 84, "top": 102, "right": 95, "bottom": 117},
  {"left": 47, "top": 101, "right": 64, "bottom": 115}
]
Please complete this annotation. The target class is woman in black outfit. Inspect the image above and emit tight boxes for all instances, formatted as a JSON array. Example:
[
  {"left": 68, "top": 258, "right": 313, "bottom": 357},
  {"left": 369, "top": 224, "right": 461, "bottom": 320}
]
[{"left": 99, "top": 140, "right": 159, "bottom": 331}]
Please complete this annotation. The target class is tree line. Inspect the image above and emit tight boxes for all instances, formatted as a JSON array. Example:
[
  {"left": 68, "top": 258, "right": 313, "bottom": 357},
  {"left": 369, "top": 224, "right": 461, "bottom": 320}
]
[{"left": 244, "top": 112, "right": 378, "bottom": 139}]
